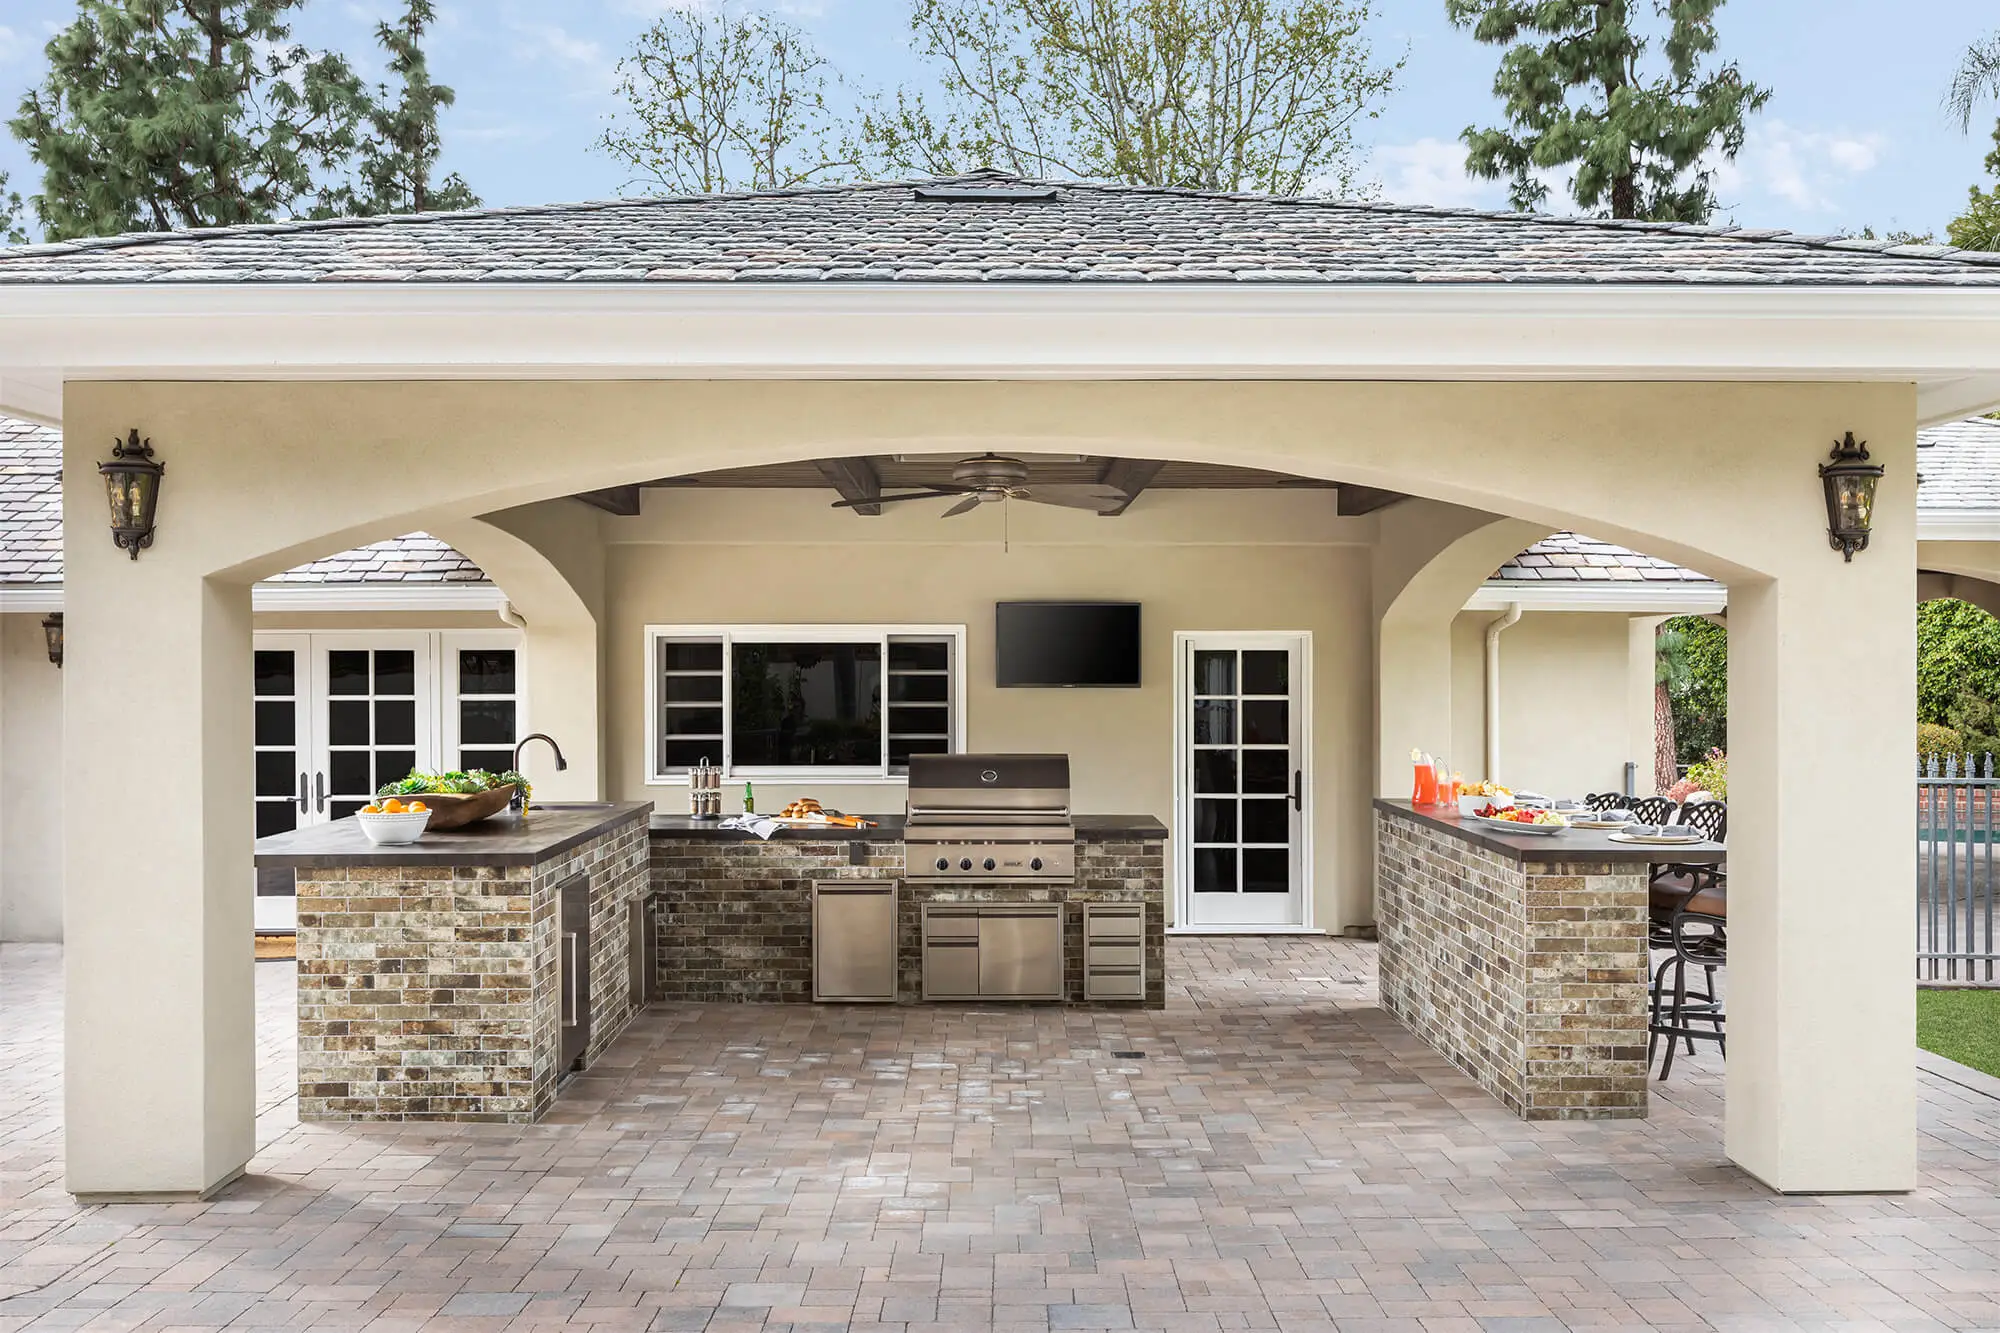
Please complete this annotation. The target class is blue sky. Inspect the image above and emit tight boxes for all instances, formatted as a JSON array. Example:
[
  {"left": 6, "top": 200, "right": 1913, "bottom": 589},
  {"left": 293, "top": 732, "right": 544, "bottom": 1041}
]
[{"left": 0, "top": 0, "right": 1991, "bottom": 240}]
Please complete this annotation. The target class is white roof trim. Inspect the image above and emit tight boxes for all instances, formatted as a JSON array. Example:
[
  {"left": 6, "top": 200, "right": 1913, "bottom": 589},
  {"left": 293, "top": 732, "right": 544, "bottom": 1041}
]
[
  {"left": 1918, "top": 511, "right": 2000, "bottom": 541},
  {"left": 2, "top": 582, "right": 505, "bottom": 614},
  {"left": 7, "top": 284, "right": 2000, "bottom": 425},
  {"left": 1465, "top": 583, "right": 1727, "bottom": 614}
]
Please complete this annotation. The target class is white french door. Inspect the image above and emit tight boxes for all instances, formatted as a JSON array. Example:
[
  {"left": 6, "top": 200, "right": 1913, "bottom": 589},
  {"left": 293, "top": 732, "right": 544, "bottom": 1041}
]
[
  {"left": 1174, "top": 633, "right": 1312, "bottom": 930},
  {"left": 252, "top": 631, "right": 520, "bottom": 931}
]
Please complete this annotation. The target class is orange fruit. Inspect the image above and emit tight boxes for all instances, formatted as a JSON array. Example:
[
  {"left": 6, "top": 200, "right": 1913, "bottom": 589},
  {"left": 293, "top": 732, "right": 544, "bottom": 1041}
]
[
  {"left": 408, "top": 801, "right": 427, "bottom": 813},
  {"left": 361, "top": 804, "right": 381, "bottom": 815},
  {"left": 382, "top": 798, "right": 405, "bottom": 813}
]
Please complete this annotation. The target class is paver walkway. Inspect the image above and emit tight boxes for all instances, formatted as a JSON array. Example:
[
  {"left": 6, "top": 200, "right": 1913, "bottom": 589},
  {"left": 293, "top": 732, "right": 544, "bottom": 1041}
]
[{"left": 2, "top": 937, "right": 1998, "bottom": 1331}]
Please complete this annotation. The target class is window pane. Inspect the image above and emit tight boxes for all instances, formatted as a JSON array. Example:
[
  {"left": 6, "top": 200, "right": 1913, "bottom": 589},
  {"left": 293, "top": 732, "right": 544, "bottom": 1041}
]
[
  {"left": 459, "top": 699, "right": 515, "bottom": 745},
  {"left": 662, "top": 706, "right": 724, "bottom": 737},
  {"left": 462, "top": 749, "right": 515, "bottom": 773},
  {"left": 327, "top": 650, "right": 370, "bottom": 696},
  {"left": 888, "top": 640, "right": 949, "bottom": 672},
  {"left": 661, "top": 640, "right": 723, "bottom": 672},
  {"left": 375, "top": 699, "right": 416, "bottom": 747},
  {"left": 255, "top": 801, "right": 297, "bottom": 838},
  {"left": 663, "top": 674, "right": 724, "bottom": 703},
  {"left": 375, "top": 751, "right": 418, "bottom": 790},
  {"left": 661, "top": 739, "right": 724, "bottom": 770},
  {"left": 1242, "top": 750, "right": 1290, "bottom": 794},
  {"left": 255, "top": 700, "right": 295, "bottom": 747},
  {"left": 1242, "top": 799, "right": 1289, "bottom": 845},
  {"left": 330, "top": 750, "right": 371, "bottom": 795},
  {"left": 731, "top": 642, "right": 882, "bottom": 767},
  {"left": 254, "top": 651, "right": 296, "bottom": 697},
  {"left": 373, "top": 651, "right": 415, "bottom": 696},
  {"left": 1193, "top": 701, "right": 1234, "bottom": 745},
  {"left": 1193, "top": 751, "right": 1236, "bottom": 794},
  {"left": 331, "top": 800, "right": 367, "bottom": 821},
  {"left": 255, "top": 751, "right": 296, "bottom": 798},
  {"left": 1243, "top": 700, "right": 1288, "bottom": 746},
  {"left": 1193, "top": 798, "right": 1236, "bottom": 844},
  {"left": 328, "top": 700, "right": 370, "bottom": 747},
  {"left": 459, "top": 649, "right": 516, "bottom": 695},
  {"left": 889, "top": 737, "right": 950, "bottom": 767},
  {"left": 1194, "top": 848, "right": 1236, "bottom": 893},
  {"left": 1242, "top": 848, "right": 1290, "bottom": 893},
  {"left": 888, "top": 705, "right": 950, "bottom": 737},
  {"left": 889, "top": 673, "right": 950, "bottom": 703},
  {"left": 1193, "top": 650, "right": 1235, "bottom": 696},
  {"left": 1242, "top": 650, "right": 1288, "bottom": 696}
]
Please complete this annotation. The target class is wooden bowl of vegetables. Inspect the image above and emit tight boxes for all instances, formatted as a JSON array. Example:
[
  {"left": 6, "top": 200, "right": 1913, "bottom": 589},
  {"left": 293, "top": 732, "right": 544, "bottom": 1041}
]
[{"left": 373, "top": 771, "right": 528, "bottom": 830}]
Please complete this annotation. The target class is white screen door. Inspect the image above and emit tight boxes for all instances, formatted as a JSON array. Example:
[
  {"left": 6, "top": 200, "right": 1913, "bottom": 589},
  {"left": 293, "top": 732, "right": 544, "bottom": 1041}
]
[{"left": 1177, "top": 634, "right": 1310, "bottom": 929}]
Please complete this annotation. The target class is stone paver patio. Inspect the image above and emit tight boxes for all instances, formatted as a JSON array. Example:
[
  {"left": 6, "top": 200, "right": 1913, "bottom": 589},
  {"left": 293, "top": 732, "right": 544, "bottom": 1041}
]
[{"left": 3, "top": 937, "right": 1998, "bottom": 1332}]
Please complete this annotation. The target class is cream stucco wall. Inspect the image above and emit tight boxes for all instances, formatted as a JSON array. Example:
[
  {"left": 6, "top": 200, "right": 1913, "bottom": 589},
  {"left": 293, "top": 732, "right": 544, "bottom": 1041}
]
[
  {"left": 602, "top": 488, "right": 1377, "bottom": 932},
  {"left": 1447, "top": 610, "right": 1645, "bottom": 799},
  {"left": 1, "top": 614, "right": 64, "bottom": 941}
]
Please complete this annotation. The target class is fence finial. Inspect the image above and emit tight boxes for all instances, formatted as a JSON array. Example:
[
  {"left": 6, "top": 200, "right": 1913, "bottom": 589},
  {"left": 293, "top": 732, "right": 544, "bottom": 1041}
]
[{"left": 1948, "top": 753, "right": 1961, "bottom": 780}]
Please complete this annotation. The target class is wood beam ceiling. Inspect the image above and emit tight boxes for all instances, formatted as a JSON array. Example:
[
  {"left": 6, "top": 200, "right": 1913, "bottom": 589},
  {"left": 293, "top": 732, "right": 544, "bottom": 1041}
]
[
  {"left": 814, "top": 457, "right": 885, "bottom": 516},
  {"left": 1335, "top": 485, "right": 1409, "bottom": 516},
  {"left": 1096, "top": 458, "right": 1166, "bottom": 516},
  {"left": 573, "top": 485, "right": 643, "bottom": 516}
]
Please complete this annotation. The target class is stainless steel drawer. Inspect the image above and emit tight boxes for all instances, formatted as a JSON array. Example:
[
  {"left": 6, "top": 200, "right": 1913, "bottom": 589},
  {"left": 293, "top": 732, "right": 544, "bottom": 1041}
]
[
  {"left": 1086, "top": 944, "right": 1143, "bottom": 969},
  {"left": 1084, "top": 905, "right": 1144, "bottom": 940},
  {"left": 924, "top": 907, "right": 981, "bottom": 939},
  {"left": 924, "top": 942, "right": 980, "bottom": 999},
  {"left": 1086, "top": 968, "right": 1144, "bottom": 999}
]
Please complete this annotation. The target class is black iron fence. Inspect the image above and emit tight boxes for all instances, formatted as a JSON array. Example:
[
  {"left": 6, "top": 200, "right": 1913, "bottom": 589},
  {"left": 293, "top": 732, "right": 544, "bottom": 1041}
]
[{"left": 1918, "top": 755, "right": 1999, "bottom": 982}]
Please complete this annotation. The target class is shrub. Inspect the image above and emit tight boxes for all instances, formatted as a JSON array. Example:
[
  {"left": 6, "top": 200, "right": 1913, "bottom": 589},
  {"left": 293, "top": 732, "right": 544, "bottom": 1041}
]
[
  {"left": 1684, "top": 748, "right": 1728, "bottom": 801},
  {"left": 1666, "top": 777, "right": 1702, "bottom": 802},
  {"left": 1919, "top": 600, "right": 2000, "bottom": 725},
  {"left": 1920, "top": 723, "right": 1966, "bottom": 762}
]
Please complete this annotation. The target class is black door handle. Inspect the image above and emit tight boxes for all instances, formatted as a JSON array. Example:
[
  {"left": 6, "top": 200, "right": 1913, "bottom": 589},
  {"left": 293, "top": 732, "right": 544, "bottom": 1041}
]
[
  {"left": 297, "top": 772, "right": 309, "bottom": 814},
  {"left": 1292, "top": 769, "right": 1303, "bottom": 812},
  {"left": 314, "top": 771, "right": 326, "bottom": 814}
]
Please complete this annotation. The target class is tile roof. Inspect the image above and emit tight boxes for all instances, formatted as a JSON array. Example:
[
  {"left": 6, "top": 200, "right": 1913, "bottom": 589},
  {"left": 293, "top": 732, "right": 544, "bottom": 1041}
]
[
  {"left": 0, "top": 416, "right": 487, "bottom": 588},
  {"left": 1917, "top": 416, "right": 2000, "bottom": 511},
  {"left": 6, "top": 172, "right": 2000, "bottom": 288},
  {"left": 1491, "top": 532, "right": 1718, "bottom": 586}
]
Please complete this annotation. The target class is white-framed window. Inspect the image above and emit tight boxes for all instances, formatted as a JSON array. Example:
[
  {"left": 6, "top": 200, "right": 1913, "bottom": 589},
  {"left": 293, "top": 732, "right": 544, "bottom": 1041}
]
[
  {"left": 645, "top": 624, "right": 965, "bottom": 783},
  {"left": 442, "top": 630, "right": 527, "bottom": 774}
]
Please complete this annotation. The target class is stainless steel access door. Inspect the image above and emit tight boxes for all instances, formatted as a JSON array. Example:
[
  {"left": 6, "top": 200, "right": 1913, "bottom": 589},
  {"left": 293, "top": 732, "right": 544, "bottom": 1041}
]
[
  {"left": 813, "top": 882, "right": 899, "bottom": 1002},
  {"left": 559, "top": 874, "right": 592, "bottom": 1071},
  {"left": 977, "top": 905, "right": 1064, "bottom": 1000}
]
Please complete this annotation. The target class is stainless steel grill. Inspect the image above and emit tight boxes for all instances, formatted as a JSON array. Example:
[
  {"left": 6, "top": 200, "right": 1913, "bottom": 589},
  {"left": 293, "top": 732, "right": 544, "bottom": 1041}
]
[{"left": 904, "top": 753, "right": 1075, "bottom": 881}]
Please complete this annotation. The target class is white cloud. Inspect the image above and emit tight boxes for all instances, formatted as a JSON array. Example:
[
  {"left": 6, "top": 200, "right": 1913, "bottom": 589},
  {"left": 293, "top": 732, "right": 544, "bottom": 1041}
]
[
  {"left": 0, "top": 24, "right": 26, "bottom": 63},
  {"left": 1711, "top": 119, "right": 1887, "bottom": 216},
  {"left": 1370, "top": 138, "right": 1503, "bottom": 209}
]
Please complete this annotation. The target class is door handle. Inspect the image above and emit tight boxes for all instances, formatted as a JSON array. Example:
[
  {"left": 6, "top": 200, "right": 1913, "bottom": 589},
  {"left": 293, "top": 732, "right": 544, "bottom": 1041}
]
[
  {"left": 1292, "top": 769, "right": 1303, "bottom": 812},
  {"left": 314, "top": 771, "right": 326, "bottom": 814},
  {"left": 297, "top": 772, "right": 309, "bottom": 814},
  {"left": 562, "top": 931, "right": 580, "bottom": 1026}
]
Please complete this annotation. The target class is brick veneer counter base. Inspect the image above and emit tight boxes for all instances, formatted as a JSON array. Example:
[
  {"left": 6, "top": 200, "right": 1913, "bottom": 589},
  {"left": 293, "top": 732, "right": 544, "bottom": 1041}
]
[
  {"left": 285, "top": 804, "right": 653, "bottom": 1123},
  {"left": 1375, "top": 805, "right": 1651, "bottom": 1120},
  {"left": 649, "top": 821, "right": 1168, "bottom": 1008}
]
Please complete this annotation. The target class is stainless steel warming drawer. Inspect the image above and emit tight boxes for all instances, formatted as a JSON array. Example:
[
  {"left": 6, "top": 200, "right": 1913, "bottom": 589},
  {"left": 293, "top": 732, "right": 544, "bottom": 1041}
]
[
  {"left": 1083, "top": 903, "right": 1146, "bottom": 1000},
  {"left": 922, "top": 902, "right": 1064, "bottom": 1001}
]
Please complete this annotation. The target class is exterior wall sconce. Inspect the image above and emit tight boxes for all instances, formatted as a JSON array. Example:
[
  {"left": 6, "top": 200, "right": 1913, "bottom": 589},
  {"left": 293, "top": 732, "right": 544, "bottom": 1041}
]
[
  {"left": 100, "top": 429, "right": 164, "bottom": 559},
  {"left": 1820, "top": 432, "right": 1884, "bottom": 562},
  {"left": 41, "top": 612, "right": 62, "bottom": 668}
]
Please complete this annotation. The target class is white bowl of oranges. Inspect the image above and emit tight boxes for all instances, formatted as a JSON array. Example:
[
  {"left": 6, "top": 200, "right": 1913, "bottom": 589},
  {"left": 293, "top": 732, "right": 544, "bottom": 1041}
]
[{"left": 356, "top": 797, "right": 431, "bottom": 845}]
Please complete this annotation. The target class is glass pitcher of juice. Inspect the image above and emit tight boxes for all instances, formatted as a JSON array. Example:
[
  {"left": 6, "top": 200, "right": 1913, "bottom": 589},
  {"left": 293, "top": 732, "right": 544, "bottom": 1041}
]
[{"left": 1415, "top": 756, "right": 1439, "bottom": 805}]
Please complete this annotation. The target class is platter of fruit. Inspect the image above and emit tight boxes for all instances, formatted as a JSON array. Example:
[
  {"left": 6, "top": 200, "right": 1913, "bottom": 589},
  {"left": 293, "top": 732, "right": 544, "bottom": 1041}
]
[{"left": 1467, "top": 802, "right": 1569, "bottom": 836}]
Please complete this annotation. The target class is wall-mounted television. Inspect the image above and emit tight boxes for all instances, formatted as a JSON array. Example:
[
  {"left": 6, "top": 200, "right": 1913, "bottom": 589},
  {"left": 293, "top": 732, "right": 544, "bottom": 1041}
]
[{"left": 995, "top": 602, "right": 1142, "bottom": 688}]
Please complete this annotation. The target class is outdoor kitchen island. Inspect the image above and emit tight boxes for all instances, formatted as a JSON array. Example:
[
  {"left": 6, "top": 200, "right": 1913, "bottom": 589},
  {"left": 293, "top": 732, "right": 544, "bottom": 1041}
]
[
  {"left": 1375, "top": 799, "right": 1725, "bottom": 1121},
  {"left": 254, "top": 801, "right": 654, "bottom": 1124}
]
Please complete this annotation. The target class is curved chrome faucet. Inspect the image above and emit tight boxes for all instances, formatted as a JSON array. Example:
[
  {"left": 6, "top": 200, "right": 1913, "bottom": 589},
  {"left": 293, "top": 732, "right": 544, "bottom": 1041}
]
[{"left": 511, "top": 733, "right": 568, "bottom": 809}]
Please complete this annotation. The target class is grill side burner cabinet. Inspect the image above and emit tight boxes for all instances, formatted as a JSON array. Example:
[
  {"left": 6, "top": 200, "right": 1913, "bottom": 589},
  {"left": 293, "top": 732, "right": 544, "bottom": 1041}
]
[{"left": 902, "top": 753, "right": 1076, "bottom": 883}]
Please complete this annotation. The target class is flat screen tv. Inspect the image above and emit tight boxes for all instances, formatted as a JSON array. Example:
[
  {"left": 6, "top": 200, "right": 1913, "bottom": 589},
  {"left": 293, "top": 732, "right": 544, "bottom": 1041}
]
[{"left": 995, "top": 602, "right": 1141, "bottom": 688}]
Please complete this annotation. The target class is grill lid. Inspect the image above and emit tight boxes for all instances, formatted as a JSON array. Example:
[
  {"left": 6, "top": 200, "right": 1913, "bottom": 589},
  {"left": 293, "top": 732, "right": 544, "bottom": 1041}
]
[{"left": 906, "top": 753, "right": 1070, "bottom": 821}]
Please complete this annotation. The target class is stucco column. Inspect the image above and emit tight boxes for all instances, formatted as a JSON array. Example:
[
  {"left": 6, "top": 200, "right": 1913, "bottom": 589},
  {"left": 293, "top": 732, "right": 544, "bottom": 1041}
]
[
  {"left": 62, "top": 530, "right": 255, "bottom": 1196},
  {"left": 1724, "top": 468, "right": 1917, "bottom": 1192}
]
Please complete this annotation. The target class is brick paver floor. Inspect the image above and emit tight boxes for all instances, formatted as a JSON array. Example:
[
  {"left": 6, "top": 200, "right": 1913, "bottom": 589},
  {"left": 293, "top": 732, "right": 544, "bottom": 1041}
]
[{"left": 3, "top": 937, "right": 1998, "bottom": 1331}]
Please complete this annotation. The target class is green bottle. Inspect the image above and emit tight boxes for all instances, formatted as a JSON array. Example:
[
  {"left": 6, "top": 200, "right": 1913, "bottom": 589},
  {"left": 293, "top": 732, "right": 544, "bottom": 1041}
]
[{"left": 744, "top": 781, "right": 755, "bottom": 814}]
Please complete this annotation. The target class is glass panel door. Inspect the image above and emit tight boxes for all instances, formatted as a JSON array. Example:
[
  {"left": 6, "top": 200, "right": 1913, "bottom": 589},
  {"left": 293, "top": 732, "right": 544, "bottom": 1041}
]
[
  {"left": 1181, "top": 635, "right": 1308, "bottom": 928},
  {"left": 310, "top": 636, "right": 436, "bottom": 821},
  {"left": 253, "top": 634, "right": 310, "bottom": 931},
  {"left": 446, "top": 640, "right": 521, "bottom": 773}
]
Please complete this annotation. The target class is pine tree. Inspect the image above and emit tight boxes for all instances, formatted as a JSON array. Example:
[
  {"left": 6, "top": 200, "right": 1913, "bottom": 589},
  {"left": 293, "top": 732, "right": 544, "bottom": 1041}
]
[
  {"left": 1446, "top": 0, "right": 1767, "bottom": 222},
  {"left": 322, "top": 0, "right": 478, "bottom": 216},
  {"left": 0, "top": 170, "right": 24, "bottom": 244}
]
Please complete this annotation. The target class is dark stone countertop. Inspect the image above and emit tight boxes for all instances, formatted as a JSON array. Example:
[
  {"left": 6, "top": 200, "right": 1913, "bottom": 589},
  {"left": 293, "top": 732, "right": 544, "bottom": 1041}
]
[
  {"left": 255, "top": 801, "right": 654, "bottom": 869},
  {"left": 1375, "top": 799, "right": 1724, "bottom": 866},
  {"left": 648, "top": 813, "right": 1169, "bottom": 842}
]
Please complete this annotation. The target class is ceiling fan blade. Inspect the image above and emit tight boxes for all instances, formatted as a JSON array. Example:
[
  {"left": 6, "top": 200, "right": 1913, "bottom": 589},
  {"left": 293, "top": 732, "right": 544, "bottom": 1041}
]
[
  {"left": 939, "top": 495, "right": 985, "bottom": 518},
  {"left": 1019, "top": 484, "right": 1130, "bottom": 513},
  {"left": 830, "top": 488, "right": 968, "bottom": 510}
]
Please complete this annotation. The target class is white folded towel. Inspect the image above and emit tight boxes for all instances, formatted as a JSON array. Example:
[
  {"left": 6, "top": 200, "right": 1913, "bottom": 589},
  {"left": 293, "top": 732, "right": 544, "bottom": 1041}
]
[{"left": 719, "top": 814, "right": 783, "bottom": 841}]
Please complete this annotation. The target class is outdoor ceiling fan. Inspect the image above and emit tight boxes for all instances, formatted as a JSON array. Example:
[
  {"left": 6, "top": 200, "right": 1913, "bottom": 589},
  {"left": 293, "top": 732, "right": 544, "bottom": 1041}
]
[{"left": 832, "top": 453, "right": 1128, "bottom": 516}]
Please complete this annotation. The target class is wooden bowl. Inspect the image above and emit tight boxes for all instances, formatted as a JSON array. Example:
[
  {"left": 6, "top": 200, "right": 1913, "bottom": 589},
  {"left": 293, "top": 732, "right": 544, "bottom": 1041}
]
[{"left": 404, "top": 785, "right": 516, "bottom": 830}]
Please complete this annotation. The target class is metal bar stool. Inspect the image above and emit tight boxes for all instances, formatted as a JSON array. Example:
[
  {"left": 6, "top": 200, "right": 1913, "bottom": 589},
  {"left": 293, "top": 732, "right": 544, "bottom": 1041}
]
[{"left": 1649, "top": 903, "right": 1726, "bottom": 1080}]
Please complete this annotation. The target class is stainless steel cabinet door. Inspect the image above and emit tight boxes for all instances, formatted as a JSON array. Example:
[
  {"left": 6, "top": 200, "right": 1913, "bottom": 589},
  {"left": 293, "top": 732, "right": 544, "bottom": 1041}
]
[
  {"left": 813, "top": 884, "right": 898, "bottom": 1002},
  {"left": 977, "top": 909, "right": 1063, "bottom": 1000}
]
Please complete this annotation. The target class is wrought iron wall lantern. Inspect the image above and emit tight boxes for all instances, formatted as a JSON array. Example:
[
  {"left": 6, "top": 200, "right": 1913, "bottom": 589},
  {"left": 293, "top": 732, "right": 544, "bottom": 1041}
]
[
  {"left": 100, "top": 429, "right": 164, "bottom": 559},
  {"left": 1819, "top": 431, "right": 1884, "bottom": 562},
  {"left": 41, "top": 612, "right": 62, "bottom": 668}
]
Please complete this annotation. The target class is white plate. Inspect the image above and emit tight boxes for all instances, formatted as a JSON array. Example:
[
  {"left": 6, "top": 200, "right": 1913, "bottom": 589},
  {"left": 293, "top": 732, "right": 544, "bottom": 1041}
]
[
  {"left": 1567, "top": 817, "right": 1635, "bottom": 830},
  {"left": 1469, "top": 814, "right": 1567, "bottom": 836},
  {"left": 1608, "top": 830, "right": 1710, "bottom": 846}
]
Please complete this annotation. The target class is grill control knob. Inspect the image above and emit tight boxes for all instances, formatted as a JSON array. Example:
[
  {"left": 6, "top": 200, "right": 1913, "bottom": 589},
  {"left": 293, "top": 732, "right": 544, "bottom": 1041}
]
[
  {"left": 960, "top": 858, "right": 973, "bottom": 871},
  {"left": 1030, "top": 857, "right": 1044, "bottom": 872},
  {"left": 935, "top": 857, "right": 949, "bottom": 872},
  {"left": 983, "top": 857, "right": 997, "bottom": 871}
]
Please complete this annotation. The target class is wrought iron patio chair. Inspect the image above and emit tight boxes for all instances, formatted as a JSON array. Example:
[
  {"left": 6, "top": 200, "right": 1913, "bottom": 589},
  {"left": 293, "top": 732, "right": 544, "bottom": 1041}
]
[
  {"left": 1649, "top": 906, "right": 1726, "bottom": 1080},
  {"left": 1585, "top": 792, "right": 1628, "bottom": 812}
]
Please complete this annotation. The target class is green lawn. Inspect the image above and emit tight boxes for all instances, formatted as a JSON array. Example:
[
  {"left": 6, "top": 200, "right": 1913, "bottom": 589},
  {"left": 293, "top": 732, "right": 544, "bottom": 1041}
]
[{"left": 1917, "top": 989, "right": 2000, "bottom": 1078}]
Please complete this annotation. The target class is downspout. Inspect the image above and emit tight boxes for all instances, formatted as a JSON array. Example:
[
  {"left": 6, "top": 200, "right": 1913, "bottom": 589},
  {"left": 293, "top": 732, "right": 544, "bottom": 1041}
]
[
  {"left": 497, "top": 600, "right": 528, "bottom": 631},
  {"left": 1484, "top": 604, "right": 1522, "bottom": 780}
]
